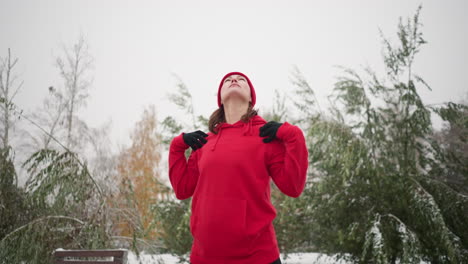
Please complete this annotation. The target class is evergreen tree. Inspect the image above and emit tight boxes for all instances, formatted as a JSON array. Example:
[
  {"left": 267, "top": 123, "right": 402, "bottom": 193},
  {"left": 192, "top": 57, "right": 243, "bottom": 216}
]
[
  {"left": 0, "top": 147, "right": 110, "bottom": 264},
  {"left": 432, "top": 99, "right": 468, "bottom": 196},
  {"left": 0, "top": 37, "right": 109, "bottom": 264},
  {"left": 291, "top": 5, "right": 468, "bottom": 263}
]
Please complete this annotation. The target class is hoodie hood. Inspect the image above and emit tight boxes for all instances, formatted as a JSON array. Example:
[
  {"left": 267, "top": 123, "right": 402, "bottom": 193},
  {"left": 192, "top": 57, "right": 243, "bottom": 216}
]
[{"left": 211, "top": 115, "right": 266, "bottom": 151}]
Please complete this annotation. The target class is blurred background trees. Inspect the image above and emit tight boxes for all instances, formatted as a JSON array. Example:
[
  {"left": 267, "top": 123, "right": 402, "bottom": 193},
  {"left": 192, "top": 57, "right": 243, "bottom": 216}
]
[
  {"left": 0, "top": 5, "right": 467, "bottom": 264},
  {"left": 0, "top": 37, "right": 112, "bottom": 264},
  {"left": 111, "top": 105, "right": 171, "bottom": 252}
]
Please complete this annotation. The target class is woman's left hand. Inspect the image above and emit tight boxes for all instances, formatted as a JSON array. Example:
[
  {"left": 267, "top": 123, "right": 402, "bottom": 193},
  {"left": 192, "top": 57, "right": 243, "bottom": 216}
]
[{"left": 260, "top": 121, "right": 283, "bottom": 143}]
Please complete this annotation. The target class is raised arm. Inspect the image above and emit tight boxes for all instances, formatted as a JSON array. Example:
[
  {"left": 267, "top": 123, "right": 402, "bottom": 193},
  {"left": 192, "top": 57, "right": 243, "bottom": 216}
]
[
  {"left": 264, "top": 122, "right": 309, "bottom": 197},
  {"left": 168, "top": 133, "right": 202, "bottom": 200}
]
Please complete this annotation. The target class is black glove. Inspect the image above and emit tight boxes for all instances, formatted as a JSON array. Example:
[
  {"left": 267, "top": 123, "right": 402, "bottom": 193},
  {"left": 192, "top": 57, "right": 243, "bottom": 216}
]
[
  {"left": 259, "top": 121, "right": 283, "bottom": 143},
  {"left": 183, "top": 130, "right": 209, "bottom": 150}
]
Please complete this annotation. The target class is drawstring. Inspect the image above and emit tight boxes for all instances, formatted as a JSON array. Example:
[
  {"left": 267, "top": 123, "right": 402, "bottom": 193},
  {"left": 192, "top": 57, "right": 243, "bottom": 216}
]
[
  {"left": 243, "top": 120, "right": 253, "bottom": 136},
  {"left": 211, "top": 126, "right": 223, "bottom": 151}
]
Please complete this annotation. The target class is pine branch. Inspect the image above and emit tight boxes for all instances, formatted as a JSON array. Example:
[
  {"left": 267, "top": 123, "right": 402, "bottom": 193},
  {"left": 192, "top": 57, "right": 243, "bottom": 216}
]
[
  {"left": 13, "top": 105, "right": 104, "bottom": 199},
  {"left": 0, "top": 215, "right": 84, "bottom": 244}
]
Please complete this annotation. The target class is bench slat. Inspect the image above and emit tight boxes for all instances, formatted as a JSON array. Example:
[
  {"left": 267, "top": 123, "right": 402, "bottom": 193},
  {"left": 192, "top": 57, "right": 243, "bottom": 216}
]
[
  {"left": 55, "top": 250, "right": 125, "bottom": 257},
  {"left": 53, "top": 249, "right": 127, "bottom": 264},
  {"left": 56, "top": 261, "right": 119, "bottom": 264}
]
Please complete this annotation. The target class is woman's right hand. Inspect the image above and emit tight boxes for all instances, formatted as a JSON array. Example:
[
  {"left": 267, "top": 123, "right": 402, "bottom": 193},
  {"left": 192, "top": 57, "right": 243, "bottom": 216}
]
[{"left": 183, "top": 130, "right": 209, "bottom": 150}]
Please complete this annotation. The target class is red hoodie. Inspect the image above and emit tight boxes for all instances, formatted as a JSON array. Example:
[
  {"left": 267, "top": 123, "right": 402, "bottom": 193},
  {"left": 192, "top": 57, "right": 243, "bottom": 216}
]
[{"left": 169, "top": 115, "right": 308, "bottom": 264}]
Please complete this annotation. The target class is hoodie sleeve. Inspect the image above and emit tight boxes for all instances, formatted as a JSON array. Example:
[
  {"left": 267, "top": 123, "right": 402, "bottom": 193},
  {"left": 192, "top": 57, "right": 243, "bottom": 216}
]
[
  {"left": 168, "top": 133, "right": 200, "bottom": 200},
  {"left": 266, "top": 122, "right": 309, "bottom": 198}
]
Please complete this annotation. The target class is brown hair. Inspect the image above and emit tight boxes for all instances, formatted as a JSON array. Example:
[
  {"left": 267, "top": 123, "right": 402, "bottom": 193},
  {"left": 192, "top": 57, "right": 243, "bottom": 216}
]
[{"left": 208, "top": 103, "right": 258, "bottom": 134}]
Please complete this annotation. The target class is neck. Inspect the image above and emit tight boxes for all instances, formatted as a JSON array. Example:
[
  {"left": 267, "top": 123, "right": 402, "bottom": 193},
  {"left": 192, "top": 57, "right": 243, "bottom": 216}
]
[{"left": 223, "top": 99, "right": 249, "bottom": 124}]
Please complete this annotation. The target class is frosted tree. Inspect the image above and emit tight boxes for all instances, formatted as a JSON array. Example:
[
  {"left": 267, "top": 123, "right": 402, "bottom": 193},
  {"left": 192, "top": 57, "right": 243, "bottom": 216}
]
[
  {"left": 0, "top": 48, "right": 22, "bottom": 150},
  {"left": 0, "top": 37, "right": 111, "bottom": 264},
  {"left": 20, "top": 87, "right": 66, "bottom": 157},
  {"left": 432, "top": 97, "right": 468, "bottom": 195},
  {"left": 55, "top": 35, "right": 93, "bottom": 151},
  {"left": 289, "top": 5, "right": 468, "bottom": 263},
  {"left": 21, "top": 35, "right": 93, "bottom": 156}
]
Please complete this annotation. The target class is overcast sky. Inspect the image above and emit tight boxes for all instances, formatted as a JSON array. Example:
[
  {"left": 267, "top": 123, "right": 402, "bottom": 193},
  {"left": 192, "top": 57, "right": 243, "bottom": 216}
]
[{"left": 1, "top": 0, "right": 467, "bottom": 148}]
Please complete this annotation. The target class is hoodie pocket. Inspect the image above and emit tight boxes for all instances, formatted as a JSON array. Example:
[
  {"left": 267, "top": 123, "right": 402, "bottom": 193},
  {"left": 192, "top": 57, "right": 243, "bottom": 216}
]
[{"left": 192, "top": 197, "right": 248, "bottom": 257}]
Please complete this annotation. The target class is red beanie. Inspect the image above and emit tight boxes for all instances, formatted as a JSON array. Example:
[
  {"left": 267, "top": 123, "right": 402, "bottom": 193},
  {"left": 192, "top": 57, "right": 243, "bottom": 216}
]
[{"left": 217, "top": 72, "right": 256, "bottom": 107}]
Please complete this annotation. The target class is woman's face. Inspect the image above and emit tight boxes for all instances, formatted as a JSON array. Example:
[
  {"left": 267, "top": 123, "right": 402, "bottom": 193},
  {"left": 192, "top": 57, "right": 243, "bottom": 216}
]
[{"left": 220, "top": 74, "right": 251, "bottom": 105}]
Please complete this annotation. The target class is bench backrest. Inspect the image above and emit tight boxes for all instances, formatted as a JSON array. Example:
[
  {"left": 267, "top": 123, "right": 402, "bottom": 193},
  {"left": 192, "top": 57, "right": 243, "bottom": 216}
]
[{"left": 53, "top": 249, "right": 128, "bottom": 264}]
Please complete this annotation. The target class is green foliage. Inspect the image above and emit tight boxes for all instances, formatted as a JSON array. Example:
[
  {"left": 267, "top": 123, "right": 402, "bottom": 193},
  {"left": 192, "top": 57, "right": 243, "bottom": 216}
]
[
  {"left": 23, "top": 149, "right": 95, "bottom": 212},
  {"left": 263, "top": 90, "right": 289, "bottom": 123},
  {"left": 152, "top": 199, "right": 192, "bottom": 263},
  {"left": 289, "top": 5, "right": 468, "bottom": 263},
  {"left": 431, "top": 101, "right": 468, "bottom": 195},
  {"left": 273, "top": 185, "right": 315, "bottom": 256},
  {"left": 1, "top": 39, "right": 110, "bottom": 264},
  {"left": 432, "top": 102, "right": 467, "bottom": 127},
  {"left": 167, "top": 75, "right": 194, "bottom": 116},
  {"left": 166, "top": 74, "right": 206, "bottom": 130},
  {"left": 161, "top": 116, "right": 184, "bottom": 145},
  {"left": 289, "top": 66, "right": 322, "bottom": 124},
  {"left": 161, "top": 75, "right": 209, "bottom": 149},
  {"left": 0, "top": 147, "right": 33, "bottom": 242},
  {"left": 0, "top": 216, "right": 108, "bottom": 264},
  {"left": 0, "top": 149, "right": 109, "bottom": 264}
]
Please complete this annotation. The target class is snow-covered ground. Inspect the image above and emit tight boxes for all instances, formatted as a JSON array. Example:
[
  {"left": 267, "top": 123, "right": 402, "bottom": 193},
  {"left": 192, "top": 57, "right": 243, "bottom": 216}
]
[{"left": 127, "top": 252, "right": 350, "bottom": 264}]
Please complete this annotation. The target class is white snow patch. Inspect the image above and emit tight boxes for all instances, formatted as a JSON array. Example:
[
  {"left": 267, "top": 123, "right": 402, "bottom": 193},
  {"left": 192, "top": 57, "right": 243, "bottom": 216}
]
[{"left": 126, "top": 252, "right": 351, "bottom": 264}]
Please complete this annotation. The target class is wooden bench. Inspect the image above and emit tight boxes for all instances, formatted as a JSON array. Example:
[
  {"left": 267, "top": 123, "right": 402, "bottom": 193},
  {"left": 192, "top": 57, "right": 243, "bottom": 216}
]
[{"left": 53, "top": 249, "right": 128, "bottom": 264}]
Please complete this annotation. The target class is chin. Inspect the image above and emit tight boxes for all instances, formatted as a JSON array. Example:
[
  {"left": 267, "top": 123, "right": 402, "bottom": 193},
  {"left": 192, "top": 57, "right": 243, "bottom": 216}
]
[
  {"left": 222, "top": 97, "right": 250, "bottom": 105},
  {"left": 222, "top": 92, "right": 249, "bottom": 102}
]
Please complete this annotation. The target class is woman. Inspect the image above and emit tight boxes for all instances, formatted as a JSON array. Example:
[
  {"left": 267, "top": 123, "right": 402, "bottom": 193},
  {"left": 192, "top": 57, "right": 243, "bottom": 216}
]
[{"left": 169, "top": 72, "right": 308, "bottom": 264}]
